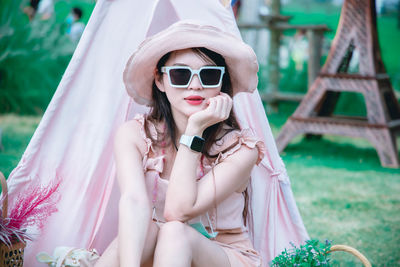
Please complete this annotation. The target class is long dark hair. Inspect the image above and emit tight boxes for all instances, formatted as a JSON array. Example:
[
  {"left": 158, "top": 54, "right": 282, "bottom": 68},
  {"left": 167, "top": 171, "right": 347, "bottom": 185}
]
[{"left": 145, "top": 47, "right": 250, "bottom": 225}]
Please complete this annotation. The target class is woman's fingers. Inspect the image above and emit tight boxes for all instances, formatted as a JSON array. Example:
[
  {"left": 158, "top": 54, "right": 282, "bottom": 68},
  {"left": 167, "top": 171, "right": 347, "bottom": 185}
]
[
  {"left": 209, "top": 93, "right": 232, "bottom": 121},
  {"left": 187, "top": 92, "right": 233, "bottom": 133},
  {"left": 225, "top": 93, "right": 233, "bottom": 118},
  {"left": 207, "top": 97, "right": 217, "bottom": 114},
  {"left": 218, "top": 92, "right": 232, "bottom": 119},
  {"left": 214, "top": 96, "right": 223, "bottom": 117}
]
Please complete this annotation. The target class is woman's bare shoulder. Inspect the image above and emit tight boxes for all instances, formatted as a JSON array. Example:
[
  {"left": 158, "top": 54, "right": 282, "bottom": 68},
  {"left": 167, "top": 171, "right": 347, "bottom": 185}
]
[{"left": 114, "top": 119, "right": 148, "bottom": 156}]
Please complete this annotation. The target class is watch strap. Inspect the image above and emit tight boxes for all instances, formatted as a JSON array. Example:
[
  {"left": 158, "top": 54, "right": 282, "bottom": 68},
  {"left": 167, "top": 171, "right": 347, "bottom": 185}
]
[{"left": 179, "top": 134, "right": 205, "bottom": 152}]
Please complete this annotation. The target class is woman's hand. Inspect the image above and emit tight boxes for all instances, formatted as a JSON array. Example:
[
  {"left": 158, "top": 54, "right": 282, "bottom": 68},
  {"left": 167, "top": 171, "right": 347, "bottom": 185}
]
[{"left": 185, "top": 92, "right": 233, "bottom": 135}]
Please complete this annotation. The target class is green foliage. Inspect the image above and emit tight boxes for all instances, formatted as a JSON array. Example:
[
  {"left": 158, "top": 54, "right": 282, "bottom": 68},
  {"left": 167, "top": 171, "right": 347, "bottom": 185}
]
[
  {"left": 377, "top": 15, "right": 400, "bottom": 93},
  {"left": 0, "top": 0, "right": 93, "bottom": 114},
  {"left": 271, "top": 239, "right": 332, "bottom": 267},
  {"left": 0, "top": 0, "right": 72, "bottom": 114}
]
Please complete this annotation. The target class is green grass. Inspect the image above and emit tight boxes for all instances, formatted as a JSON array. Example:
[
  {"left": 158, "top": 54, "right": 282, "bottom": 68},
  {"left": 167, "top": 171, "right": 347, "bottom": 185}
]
[
  {"left": 1, "top": 113, "right": 399, "bottom": 266},
  {"left": 268, "top": 105, "right": 400, "bottom": 266},
  {"left": 0, "top": 114, "right": 41, "bottom": 176}
]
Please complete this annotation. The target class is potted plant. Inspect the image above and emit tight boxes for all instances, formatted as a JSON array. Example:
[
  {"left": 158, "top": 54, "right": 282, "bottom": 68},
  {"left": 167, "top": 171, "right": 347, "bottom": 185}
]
[
  {"left": 271, "top": 239, "right": 371, "bottom": 267},
  {"left": 0, "top": 171, "right": 60, "bottom": 266}
]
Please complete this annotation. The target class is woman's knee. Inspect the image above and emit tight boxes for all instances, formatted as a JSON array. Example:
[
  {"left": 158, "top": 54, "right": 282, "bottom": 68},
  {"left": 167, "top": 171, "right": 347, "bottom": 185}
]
[
  {"left": 157, "top": 221, "right": 197, "bottom": 250},
  {"left": 154, "top": 221, "right": 193, "bottom": 264},
  {"left": 158, "top": 221, "right": 187, "bottom": 239}
]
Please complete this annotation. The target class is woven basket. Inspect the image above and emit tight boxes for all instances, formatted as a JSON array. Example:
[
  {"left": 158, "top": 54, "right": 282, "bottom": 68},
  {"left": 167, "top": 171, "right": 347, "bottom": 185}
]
[
  {"left": 0, "top": 171, "right": 26, "bottom": 267},
  {"left": 328, "top": 244, "right": 372, "bottom": 267}
]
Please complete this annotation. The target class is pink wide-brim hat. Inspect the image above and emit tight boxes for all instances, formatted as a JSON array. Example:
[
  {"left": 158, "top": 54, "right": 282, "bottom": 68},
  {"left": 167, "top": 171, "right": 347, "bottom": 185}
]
[{"left": 123, "top": 20, "right": 259, "bottom": 106}]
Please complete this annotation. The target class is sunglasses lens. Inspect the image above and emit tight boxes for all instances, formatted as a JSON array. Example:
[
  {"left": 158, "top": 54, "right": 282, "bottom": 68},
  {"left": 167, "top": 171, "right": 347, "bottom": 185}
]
[
  {"left": 200, "top": 68, "right": 222, "bottom": 86},
  {"left": 169, "top": 68, "right": 191, "bottom": 86}
]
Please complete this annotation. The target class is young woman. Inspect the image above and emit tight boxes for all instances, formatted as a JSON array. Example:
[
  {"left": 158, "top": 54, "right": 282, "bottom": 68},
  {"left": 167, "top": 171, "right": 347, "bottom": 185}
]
[{"left": 95, "top": 21, "right": 264, "bottom": 267}]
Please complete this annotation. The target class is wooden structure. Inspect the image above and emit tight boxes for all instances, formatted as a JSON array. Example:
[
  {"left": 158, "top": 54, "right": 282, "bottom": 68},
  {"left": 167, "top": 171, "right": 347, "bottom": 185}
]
[
  {"left": 239, "top": 11, "right": 329, "bottom": 108},
  {"left": 276, "top": 0, "right": 400, "bottom": 168}
]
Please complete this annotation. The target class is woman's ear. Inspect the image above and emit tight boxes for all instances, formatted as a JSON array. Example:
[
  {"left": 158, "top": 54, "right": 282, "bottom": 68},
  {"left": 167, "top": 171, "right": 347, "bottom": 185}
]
[{"left": 154, "top": 68, "right": 165, "bottom": 92}]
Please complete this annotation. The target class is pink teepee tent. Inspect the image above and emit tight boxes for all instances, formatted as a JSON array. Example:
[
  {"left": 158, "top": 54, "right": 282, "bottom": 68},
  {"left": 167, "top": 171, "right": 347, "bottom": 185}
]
[{"left": 6, "top": 0, "right": 308, "bottom": 265}]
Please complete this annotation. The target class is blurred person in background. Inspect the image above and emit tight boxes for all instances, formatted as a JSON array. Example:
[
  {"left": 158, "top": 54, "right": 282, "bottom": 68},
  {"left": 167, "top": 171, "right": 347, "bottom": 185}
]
[
  {"left": 22, "top": 0, "right": 41, "bottom": 21},
  {"left": 66, "top": 7, "right": 86, "bottom": 42},
  {"left": 36, "top": 0, "right": 54, "bottom": 20},
  {"left": 398, "top": 1, "right": 400, "bottom": 29},
  {"left": 232, "top": 0, "right": 241, "bottom": 18},
  {"left": 290, "top": 29, "right": 308, "bottom": 71}
]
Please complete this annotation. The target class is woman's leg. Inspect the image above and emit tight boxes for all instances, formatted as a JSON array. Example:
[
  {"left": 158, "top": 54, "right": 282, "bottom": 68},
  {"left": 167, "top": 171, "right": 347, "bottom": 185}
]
[
  {"left": 153, "top": 221, "right": 230, "bottom": 267},
  {"left": 95, "top": 220, "right": 159, "bottom": 267}
]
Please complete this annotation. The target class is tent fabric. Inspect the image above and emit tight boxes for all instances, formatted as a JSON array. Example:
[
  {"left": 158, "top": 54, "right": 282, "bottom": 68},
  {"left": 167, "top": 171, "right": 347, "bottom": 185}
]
[{"left": 5, "top": 0, "right": 308, "bottom": 266}]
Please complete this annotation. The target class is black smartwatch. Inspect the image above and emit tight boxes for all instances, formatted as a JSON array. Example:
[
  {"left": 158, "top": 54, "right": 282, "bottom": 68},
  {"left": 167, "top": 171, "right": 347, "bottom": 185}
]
[{"left": 179, "top": 135, "right": 205, "bottom": 153}]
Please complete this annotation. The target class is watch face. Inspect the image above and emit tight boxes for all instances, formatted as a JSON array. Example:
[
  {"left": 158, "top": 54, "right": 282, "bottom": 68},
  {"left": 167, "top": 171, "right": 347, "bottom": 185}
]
[{"left": 190, "top": 136, "right": 205, "bottom": 152}]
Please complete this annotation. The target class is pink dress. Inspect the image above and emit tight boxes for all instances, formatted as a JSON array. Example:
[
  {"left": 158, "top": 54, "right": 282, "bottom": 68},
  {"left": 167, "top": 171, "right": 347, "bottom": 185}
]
[{"left": 135, "top": 114, "right": 266, "bottom": 267}]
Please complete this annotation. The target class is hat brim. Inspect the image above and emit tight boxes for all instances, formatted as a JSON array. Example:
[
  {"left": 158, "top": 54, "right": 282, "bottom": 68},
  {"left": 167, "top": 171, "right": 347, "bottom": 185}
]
[{"left": 123, "top": 21, "right": 259, "bottom": 106}]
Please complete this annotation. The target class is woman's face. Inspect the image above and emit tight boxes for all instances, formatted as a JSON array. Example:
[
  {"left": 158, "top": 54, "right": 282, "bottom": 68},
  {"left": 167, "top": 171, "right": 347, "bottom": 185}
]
[{"left": 155, "top": 49, "right": 223, "bottom": 119}]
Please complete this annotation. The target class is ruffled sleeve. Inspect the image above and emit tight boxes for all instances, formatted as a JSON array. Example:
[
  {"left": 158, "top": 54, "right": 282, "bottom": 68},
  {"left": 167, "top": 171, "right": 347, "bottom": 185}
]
[
  {"left": 210, "top": 128, "right": 266, "bottom": 166},
  {"left": 133, "top": 114, "right": 154, "bottom": 155},
  {"left": 133, "top": 114, "right": 161, "bottom": 171}
]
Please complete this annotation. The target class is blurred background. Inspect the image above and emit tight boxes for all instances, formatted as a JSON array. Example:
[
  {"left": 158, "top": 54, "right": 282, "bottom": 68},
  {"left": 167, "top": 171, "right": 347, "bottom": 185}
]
[{"left": 0, "top": 0, "right": 399, "bottom": 265}]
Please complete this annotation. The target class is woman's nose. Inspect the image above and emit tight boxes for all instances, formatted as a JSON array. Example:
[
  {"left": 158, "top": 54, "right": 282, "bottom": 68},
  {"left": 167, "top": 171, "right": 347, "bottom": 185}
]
[{"left": 188, "top": 74, "right": 203, "bottom": 90}]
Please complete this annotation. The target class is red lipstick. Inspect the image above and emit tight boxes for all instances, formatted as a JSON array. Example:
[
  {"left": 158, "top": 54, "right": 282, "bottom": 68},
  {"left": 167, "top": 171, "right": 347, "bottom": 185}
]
[{"left": 184, "top": 95, "right": 204, "bottom": 105}]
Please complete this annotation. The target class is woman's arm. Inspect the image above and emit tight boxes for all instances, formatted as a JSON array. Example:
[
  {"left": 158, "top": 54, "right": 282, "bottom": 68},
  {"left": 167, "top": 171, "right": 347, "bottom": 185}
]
[
  {"left": 164, "top": 143, "right": 258, "bottom": 222},
  {"left": 114, "top": 121, "right": 151, "bottom": 267},
  {"left": 164, "top": 93, "right": 259, "bottom": 222}
]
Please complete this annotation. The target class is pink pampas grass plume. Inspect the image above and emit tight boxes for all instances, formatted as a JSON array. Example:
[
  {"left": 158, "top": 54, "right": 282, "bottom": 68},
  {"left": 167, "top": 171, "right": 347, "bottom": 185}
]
[{"left": 6, "top": 179, "right": 61, "bottom": 231}]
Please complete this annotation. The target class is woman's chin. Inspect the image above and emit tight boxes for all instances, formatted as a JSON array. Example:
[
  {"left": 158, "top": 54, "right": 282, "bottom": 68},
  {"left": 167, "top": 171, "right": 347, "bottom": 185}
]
[
  {"left": 187, "top": 105, "right": 207, "bottom": 116},
  {"left": 172, "top": 103, "right": 207, "bottom": 119}
]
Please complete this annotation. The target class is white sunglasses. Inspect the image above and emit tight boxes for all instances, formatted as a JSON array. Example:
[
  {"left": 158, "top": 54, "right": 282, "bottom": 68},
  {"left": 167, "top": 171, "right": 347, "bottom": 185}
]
[{"left": 161, "top": 66, "right": 225, "bottom": 88}]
